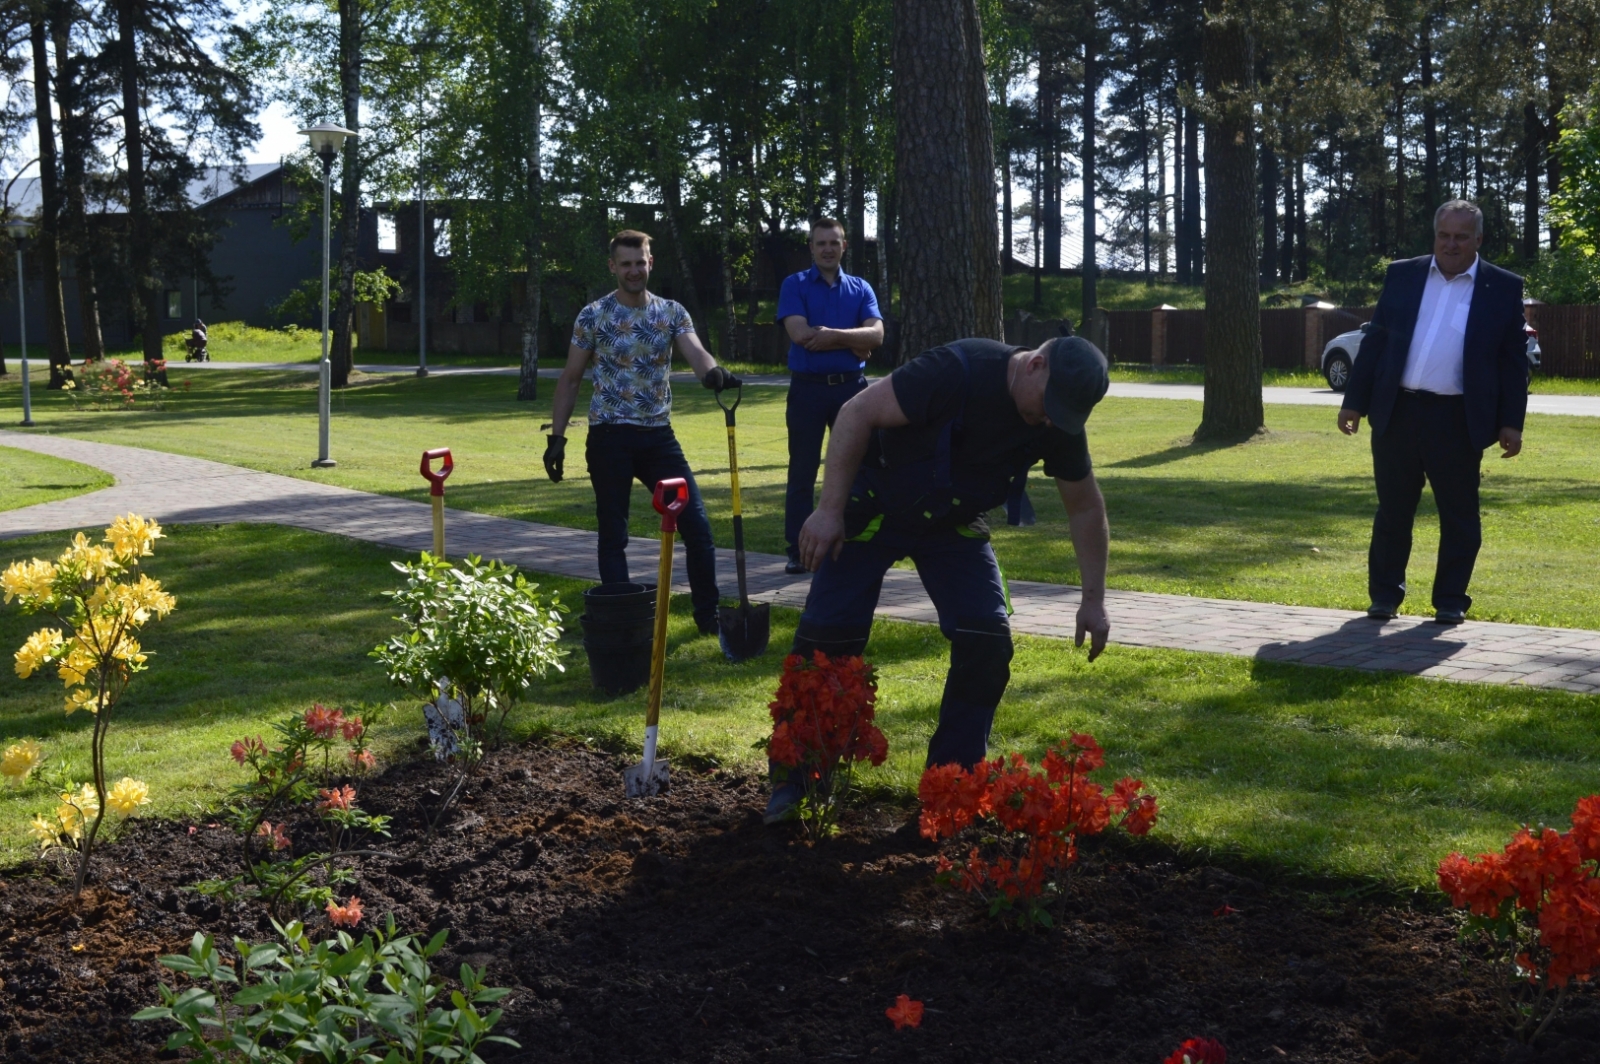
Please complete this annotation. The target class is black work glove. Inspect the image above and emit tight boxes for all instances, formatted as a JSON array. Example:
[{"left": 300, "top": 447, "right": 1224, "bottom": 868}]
[
  {"left": 543, "top": 434, "right": 566, "bottom": 483},
  {"left": 702, "top": 366, "right": 742, "bottom": 392}
]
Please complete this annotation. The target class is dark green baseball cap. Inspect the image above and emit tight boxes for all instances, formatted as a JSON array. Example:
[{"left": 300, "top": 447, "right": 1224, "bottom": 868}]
[{"left": 1043, "top": 336, "right": 1110, "bottom": 434}]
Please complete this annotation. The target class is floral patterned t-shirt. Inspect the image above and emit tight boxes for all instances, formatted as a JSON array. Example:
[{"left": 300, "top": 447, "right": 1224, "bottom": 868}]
[{"left": 571, "top": 292, "right": 695, "bottom": 426}]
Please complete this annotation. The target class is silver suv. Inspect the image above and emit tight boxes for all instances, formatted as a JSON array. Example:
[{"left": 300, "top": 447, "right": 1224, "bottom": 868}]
[{"left": 1320, "top": 322, "right": 1543, "bottom": 391}]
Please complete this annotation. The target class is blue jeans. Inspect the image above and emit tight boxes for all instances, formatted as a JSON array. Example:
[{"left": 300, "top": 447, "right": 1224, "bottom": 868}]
[
  {"left": 794, "top": 520, "right": 1013, "bottom": 768},
  {"left": 585, "top": 423, "right": 721, "bottom": 627},
  {"left": 784, "top": 374, "right": 868, "bottom": 558}
]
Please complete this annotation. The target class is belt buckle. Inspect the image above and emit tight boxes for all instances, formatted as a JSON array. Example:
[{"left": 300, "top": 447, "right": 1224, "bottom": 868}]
[{"left": 827, "top": 373, "right": 844, "bottom": 385}]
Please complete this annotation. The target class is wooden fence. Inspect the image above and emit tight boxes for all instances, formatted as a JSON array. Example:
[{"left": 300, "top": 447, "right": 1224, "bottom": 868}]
[{"left": 1523, "top": 304, "right": 1600, "bottom": 378}]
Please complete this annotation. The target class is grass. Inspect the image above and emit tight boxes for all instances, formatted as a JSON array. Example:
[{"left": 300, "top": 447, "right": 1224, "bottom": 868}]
[
  {"left": 0, "top": 446, "right": 111, "bottom": 513},
  {"left": 1109, "top": 361, "right": 1600, "bottom": 395},
  {"left": 2, "top": 523, "right": 1597, "bottom": 887},
  {"left": 5, "top": 367, "right": 1598, "bottom": 629}
]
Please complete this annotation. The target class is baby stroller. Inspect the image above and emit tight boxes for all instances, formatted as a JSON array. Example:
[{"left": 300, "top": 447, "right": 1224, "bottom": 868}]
[{"left": 184, "top": 319, "right": 210, "bottom": 362}]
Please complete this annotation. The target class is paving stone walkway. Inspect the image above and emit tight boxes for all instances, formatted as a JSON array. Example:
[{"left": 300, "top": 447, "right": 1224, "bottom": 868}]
[{"left": 3, "top": 430, "right": 1599, "bottom": 694}]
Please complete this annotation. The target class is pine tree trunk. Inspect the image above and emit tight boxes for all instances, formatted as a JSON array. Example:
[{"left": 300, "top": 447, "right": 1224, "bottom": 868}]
[
  {"left": 1522, "top": 102, "right": 1541, "bottom": 261},
  {"left": 1158, "top": 97, "right": 1169, "bottom": 277},
  {"left": 1295, "top": 155, "right": 1308, "bottom": 280},
  {"left": 1041, "top": 50, "right": 1061, "bottom": 272},
  {"left": 1183, "top": 93, "right": 1202, "bottom": 281},
  {"left": 330, "top": 0, "right": 362, "bottom": 389},
  {"left": 1394, "top": 86, "right": 1407, "bottom": 251},
  {"left": 1195, "top": 6, "right": 1263, "bottom": 442},
  {"left": 1421, "top": 13, "right": 1439, "bottom": 213},
  {"left": 115, "top": 0, "right": 162, "bottom": 363},
  {"left": 53, "top": 9, "right": 102, "bottom": 361},
  {"left": 659, "top": 168, "right": 705, "bottom": 338},
  {"left": 961, "top": 0, "right": 1003, "bottom": 341},
  {"left": 1546, "top": 94, "right": 1563, "bottom": 249},
  {"left": 30, "top": 14, "right": 72, "bottom": 382},
  {"left": 1279, "top": 153, "right": 1295, "bottom": 282},
  {"left": 893, "top": 0, "right": 990, "bottom": 359},
  {"left": 516, "top": 0, "right": 543, "bottom": 403},
  {"left": 718, "top": 131, "right": 738, "bottom": 360},
  {"left": 1174, "top": 96, "right": 1186, "bottom": 283}
]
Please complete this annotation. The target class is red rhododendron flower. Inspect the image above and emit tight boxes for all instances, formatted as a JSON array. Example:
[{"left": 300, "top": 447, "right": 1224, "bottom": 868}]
[
  {"left": 348, "top": 749, "right": 377, "bottom": 771},
  {"left": 884, "top": 995, "right": 923, "bottom": 1030},
  {"left": 317, "top": 785, "right": 357, "bottom": 812},
  {"left": 1571, "top": 796, "right": 1600, "bottom": 863},
  {"left": 340, "top": 716, "right": 365, "bottom": 742},
  {"left": 229, "top": 736, "right": 265, "bottom": 765},
  {"left": 303, "top": 703, "right": 344, "bottom": 739},
  {"left": 765, "top": 652, "right": 887, "bottom": 837},
  {"left": 255, "top": 821, "right": 291, "bottom": 851},
  {"left": 918, "top": 735, "right": 1158, "bottom": 918},
  {"left": 326, "top": 895, "right": 364, "bottom": 928},
  {"left": 1164, "top": 1037, "right": 1226, "bottom": 1064}
]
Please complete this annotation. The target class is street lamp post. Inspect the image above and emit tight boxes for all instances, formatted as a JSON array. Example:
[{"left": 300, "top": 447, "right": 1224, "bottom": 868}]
[
  {"left": 5, "top": 219, "right": 34, "bottom": 427},
  {"left": 298, "top": 122, "right": 357, "bottom": 468}
]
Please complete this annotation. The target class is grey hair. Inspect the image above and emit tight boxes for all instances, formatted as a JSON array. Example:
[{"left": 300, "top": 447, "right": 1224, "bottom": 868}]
[{"left": 1434, "top": 199, "right": 1484, "bottom": 236}]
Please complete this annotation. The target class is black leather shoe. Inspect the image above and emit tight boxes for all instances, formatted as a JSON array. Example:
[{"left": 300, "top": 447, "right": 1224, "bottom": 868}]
[
  {"left": 784, "top": 559, "right": 807, "bottom": 576},
  {"left": 1434, "top": 609, "right": 1466, "bottom": 625},
  {"left": 1366, "top": 603, "right": 1399, "bottom": 620}
]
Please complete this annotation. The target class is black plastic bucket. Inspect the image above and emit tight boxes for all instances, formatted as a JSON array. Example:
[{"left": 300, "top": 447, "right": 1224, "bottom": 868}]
[
  {"left": 582, "top": 583, "right": 657, "bottom": 695},
  {"left": 583, "top": 582, "right": 656, "bottom": 620}
]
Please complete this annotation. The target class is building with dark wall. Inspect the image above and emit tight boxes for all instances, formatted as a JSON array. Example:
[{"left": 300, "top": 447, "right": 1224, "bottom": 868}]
[{"left": 2, "top": 163, "right": 349, "bottom": 349}]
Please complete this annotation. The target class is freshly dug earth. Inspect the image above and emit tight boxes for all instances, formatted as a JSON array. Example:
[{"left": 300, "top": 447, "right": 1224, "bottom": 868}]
[{"left": 2, "top": 741, "right": 1596, "bottom": 1064}]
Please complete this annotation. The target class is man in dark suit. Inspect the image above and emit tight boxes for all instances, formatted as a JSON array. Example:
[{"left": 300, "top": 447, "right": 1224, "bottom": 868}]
[{"left": 1337, "top": 199, "right": 1530, "bottom": 625}]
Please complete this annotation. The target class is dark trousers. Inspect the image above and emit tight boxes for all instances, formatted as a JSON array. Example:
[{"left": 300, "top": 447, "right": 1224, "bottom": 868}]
[
  {"left": 585, "top": 423, "right": 721, "bottom": 626},
  {"left": 1368, "top": 392, "right": 1483, "bottom": 614},
  {"left": 793, "top": 522, "right": 1013, "bottom": 769},
  {"left": 784, "top": 374, "right": 868, "bottom": 558}
]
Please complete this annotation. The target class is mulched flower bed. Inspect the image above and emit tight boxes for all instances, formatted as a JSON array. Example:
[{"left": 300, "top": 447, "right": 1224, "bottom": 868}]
[{"left": 2, "top": 740, "right": 1597, "bottom": 1064}]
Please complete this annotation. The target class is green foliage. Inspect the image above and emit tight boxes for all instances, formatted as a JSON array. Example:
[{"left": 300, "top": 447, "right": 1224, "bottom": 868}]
[
  {"left": 373, "top": 553, "right": 567, "bottom": 743},
  {"left": 133, "top": 918, "right": 518, "bottom": 1064},
  {"left": 271, "top": 268, "right": 404, "bottom": 327},
  {"left": 1526, "top": 244, "right": 1600, "bottom": 304}
]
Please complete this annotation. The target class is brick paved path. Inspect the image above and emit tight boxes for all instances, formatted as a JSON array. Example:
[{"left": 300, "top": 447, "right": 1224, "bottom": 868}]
[{"left": 3, "top": 430, "right": 1598, "bottom": 694}]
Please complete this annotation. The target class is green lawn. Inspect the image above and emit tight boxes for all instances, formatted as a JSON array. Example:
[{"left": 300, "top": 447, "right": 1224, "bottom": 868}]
[
  {"left": 1110, "top": 361, "right": 1600, "bottom": 396},
  {"left": 0, "top": 446, "right": 112, "bottom": 512},
  {"left": 5, "top": 367, "right": 1597, "bottom": 629},
  {"left": 3, "top": 523, "right": 1597, "bottom": 887}
]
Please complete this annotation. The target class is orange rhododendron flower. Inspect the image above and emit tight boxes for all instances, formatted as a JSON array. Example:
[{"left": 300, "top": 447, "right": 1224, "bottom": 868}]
[
  {"left": 318, "top": 785, "right": 357, "bottom": 812},
  {"left": 326, "top": 895, "right": 364, "bottom": 928},
  {"left": 884, "top": 994, "right": 923, "bottom": 1030},
  {"left": 303, "top": 703, "right": 344, "bottom": 739}
]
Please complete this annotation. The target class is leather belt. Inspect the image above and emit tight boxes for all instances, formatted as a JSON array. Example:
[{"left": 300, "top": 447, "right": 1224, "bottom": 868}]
[
  {"left": 1400, "top": 388, "right": 1462, "bottom": 399},
  {"left": 792, "top": 371, "right": 864, "bottom": 386}
]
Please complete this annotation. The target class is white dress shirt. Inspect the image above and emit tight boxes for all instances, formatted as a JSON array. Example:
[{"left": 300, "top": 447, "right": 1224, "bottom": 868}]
[{"left": 1400, "top": 254, "right": 1478, "bottom": 395}]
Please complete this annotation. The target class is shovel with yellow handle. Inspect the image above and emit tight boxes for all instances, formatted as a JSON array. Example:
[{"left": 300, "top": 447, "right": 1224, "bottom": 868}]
[
  {"left": 625, "top": 477, "right": 688, "bottom": 798},
  {"left": 419, "top": 448, "right": 453, "bottom": 557}
]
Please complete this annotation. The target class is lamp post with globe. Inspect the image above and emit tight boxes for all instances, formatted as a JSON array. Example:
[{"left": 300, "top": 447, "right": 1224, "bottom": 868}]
[
  {"left": 5, "top": 219, "right": 35, "bottom": 427},
  {"left": 298, "top": 123, "right": 357, "bottom": 468}
]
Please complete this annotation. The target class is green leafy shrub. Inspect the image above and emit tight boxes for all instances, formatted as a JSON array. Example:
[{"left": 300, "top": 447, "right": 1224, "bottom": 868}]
[{"left": 134, "top": 918, "right": 518, "bottom": 1063}]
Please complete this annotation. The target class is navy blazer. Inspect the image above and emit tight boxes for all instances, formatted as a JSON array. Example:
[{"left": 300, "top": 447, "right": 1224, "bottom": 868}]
[{"left": 1343, "top": 255, "right": 1530, "bottom": 451}]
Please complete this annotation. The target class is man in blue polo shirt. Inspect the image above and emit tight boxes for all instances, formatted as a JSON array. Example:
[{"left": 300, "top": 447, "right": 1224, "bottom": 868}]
[{"left": 778, "top": 218, "right": 885, "bottom": 575}]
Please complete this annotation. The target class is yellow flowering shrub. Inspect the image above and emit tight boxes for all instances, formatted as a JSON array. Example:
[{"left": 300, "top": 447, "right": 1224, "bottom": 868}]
[
  {"left": 0, "top": 739, "right": 44, "bottom": 783},
  {"left": 4, "top": 515, "right": 174, "bottom": 893}
]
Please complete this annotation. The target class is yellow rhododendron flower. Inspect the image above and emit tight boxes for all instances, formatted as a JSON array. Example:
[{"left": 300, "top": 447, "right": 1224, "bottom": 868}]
[
  {"left": 2, "top": 558, "right": 58, "bottom": 604},
  {"left": 30, "top": 813, "right": 59, "bottom": 848},
  {"left": 57, "top": 532, "right": 119, "bottom": 581},
  {"left": 57, "top": 783, "right": 99, "bottom": 840},
  {"left": 58, "top": 645, "right": 97, "bottom": 689},
  {"left": 14, "top": 628, "right": 63, "bottom": 679},
  {"left": 110, "top": 636, "right": 145, "bottom": 667},
  {"left": 120, "top": 574, "right": 174, "bottom": 619},
  {"left": 64, "top": 686, "right": 104, "bottom": 715},
  {"left": 0, "top": 739, "right": 43, "bottom": 782},
  {"left": 107, "top": 777, "right": 150, "bottom": 817},
  {"left": 105, "top": 514, "right": 163, "bottom": 562}
]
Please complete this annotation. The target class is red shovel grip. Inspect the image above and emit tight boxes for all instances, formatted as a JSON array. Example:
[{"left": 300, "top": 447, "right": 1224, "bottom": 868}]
[
  {"left": 420, "top": 448, "right": 454, "bottom": 497},
  {"left": 652, "top": 478, "right": 689, "bottom": 533}
]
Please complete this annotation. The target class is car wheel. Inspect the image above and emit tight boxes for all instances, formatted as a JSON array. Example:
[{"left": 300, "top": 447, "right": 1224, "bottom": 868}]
[{"left": 1324, "top": 351, "right": 1352, "bottom": 392}]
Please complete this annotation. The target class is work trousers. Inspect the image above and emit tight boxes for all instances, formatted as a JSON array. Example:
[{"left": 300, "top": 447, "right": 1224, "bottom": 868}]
[
  {"left": 585, "top": 423, "right": 721, "bottom": 628},
  {"left": 1368, "top": 391, "right": 1483, "bottom": 614},
  {"left": 784, "top": 374, "right": 868, "bottom": 558},
  {"left": 794, "top": 521, "right": 1013, "bottom": 769}
]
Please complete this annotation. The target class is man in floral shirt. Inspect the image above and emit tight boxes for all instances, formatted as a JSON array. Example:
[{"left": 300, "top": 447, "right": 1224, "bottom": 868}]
[{"left": 546, "top": 229, "right": 739, "bottom": 634}]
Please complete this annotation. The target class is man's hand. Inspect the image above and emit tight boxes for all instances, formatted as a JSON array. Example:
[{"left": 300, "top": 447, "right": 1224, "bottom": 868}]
[
  {"left": 797, "top": 508, "right": 846, "bottom": 571},
  {"left": 1337, "top": 408, "right": 1363, "bottom": 435},
  {"left": 543, "top": 434, "right": 566, "bottom": 482},
  {"left": 1498, "top": 426, "right": 1523, "bottom": 458},
  {"left": 1075, "top": 595, "right": 1109, "bottom": 662},
  {"left": 801, "top": 327, "right": 839, "bottom": 351},
  {"left": 702, "top": 366, "right": 742, "bottom": 392}
]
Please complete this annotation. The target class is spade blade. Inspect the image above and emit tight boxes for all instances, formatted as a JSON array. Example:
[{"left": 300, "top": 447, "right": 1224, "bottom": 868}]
[{"left": 717, "top": 602, "right": 771, "bottom": 662}]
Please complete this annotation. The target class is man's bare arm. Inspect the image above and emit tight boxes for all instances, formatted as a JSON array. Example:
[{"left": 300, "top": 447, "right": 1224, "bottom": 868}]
[
  {"left": 797, "top": 376, "right": 909, "bottom": 569},
  {"left": 1056, "top": 473, "right": 1110, "bottom": 661},
  {"left": 550, "top": 343, "right": 591, "bottom": 438},
  {"left": 674, "top": 330, "right": 720, "bottom": 380},
  {"left": 782, "top": 315, "right": 818, "bottom": 345},
  {"left": 804, "top": 319, "right": 885, "bottom": 352}
]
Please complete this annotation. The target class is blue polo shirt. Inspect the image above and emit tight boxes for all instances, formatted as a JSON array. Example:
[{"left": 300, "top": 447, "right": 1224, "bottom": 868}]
[{"left": 776, "top": 266, "right": 883, "bottom": 374}]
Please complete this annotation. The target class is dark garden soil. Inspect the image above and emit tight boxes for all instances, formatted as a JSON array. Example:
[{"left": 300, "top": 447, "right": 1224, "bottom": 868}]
[{"left": 2, "top": 740, "right": 1597, "bottom": 1064}]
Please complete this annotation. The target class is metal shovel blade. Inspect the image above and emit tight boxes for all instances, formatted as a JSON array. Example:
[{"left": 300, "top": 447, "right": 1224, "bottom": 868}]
[
  {"left": 623, "top": 757, "right": 670, "bottom": 797},
  {"left": 717, "top": 602, "right": 771, "bottom": 662}
]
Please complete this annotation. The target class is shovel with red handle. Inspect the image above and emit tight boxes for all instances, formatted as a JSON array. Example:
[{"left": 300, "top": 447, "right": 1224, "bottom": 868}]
[
  {"left": 625, "top": 477, "right": 688, "bottom": 798},
  {"left": 419, "top": 448, "right": 454, "bottom": 557}
]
